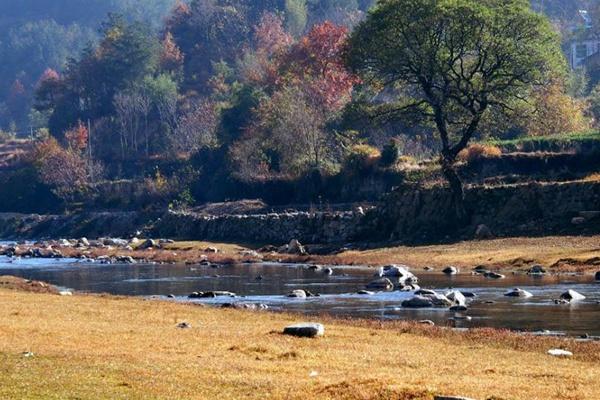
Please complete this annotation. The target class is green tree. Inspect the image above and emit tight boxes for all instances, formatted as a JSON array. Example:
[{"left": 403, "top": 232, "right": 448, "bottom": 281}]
[{"left": 347, "top": 0, "right": 564, "bottom": 222}]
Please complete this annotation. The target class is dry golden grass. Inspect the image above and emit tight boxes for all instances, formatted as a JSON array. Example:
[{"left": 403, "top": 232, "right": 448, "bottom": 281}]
[
  {"left": 288, "top": 235, "right": 600, "bottom": 273},
  {"left": 51, "top": 236, "right": 600, "bottom": 273},
  {"left": 1, "top": 287, "right": 600, "bottom": 400}
]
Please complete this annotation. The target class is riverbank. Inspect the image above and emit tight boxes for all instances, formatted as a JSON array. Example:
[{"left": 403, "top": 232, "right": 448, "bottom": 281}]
[
  {"left": 5, "top": 234, "right": 599, "bottom": 273},
  {"left": 1, "top": 279, "right": 600, "bottom": 399}
]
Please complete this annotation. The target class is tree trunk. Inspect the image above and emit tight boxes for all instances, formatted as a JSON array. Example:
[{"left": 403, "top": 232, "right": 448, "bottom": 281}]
[{"left": 441, "top": 156, "right": 468, "bottom": 226}]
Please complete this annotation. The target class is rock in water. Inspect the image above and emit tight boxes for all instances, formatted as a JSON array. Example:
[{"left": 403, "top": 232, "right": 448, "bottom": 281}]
[
  {"left": 401, "top": 296, "right": 434, "bottom": 308},
  {"left": 483, "top": 271, "right": 505, "bottom": 279},
  {"left": 287, "top": 289, "right": 307, "bottom": 298},
  {"left": 528, "top": 265, "right": 547, "bottom": 275},
  {"left": 504, "top": 288, "right": 533, "bottom": 298},
  {"left": 283, "top": 323, "right": 324, "bottom": 338},
  {"left": 442, "top": 266, "right": 458, "bottom": 275},
  {"left": 445, "top": 290, "right": 467, "bottom": 306},
  {"left": 559, "top": 290, "right": 586, "bottom": 302},
  {"left": 366, "top": 278, "right": 394, "bottom": 291}
]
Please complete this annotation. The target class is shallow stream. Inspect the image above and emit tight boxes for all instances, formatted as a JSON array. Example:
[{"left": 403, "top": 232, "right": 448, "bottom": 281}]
[{"left": 1, "top": 256, "right": 599, "bottom": 336}]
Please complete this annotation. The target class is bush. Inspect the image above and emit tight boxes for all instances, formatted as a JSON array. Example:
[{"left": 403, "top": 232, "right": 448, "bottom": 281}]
[
  {"left": 343, "top": 144, "right": 381, "bottom": 173},
  {"left": 457, "top": 144, "right": 502, "bottom": 163},
  {"left": 380, "top": 140, "right": 399, "bottom": 167}
]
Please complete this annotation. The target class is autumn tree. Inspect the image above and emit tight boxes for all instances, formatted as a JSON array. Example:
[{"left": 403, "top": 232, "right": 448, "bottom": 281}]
[{"left": 347, "top": 0, "right": 564, "bottom": 222}]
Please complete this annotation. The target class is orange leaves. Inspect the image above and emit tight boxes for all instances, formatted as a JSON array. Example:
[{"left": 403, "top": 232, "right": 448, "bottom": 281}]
[{"left": 64, "top": 121, "right": 88, "bottom": 152}]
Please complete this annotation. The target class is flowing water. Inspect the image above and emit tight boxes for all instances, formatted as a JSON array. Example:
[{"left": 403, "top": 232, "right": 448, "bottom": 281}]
[{"left": 1, "top": 256, "right": 599, "bottom": 336}]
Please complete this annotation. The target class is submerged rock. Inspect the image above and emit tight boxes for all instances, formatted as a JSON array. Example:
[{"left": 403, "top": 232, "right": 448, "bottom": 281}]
[
  {"left": 366, "top": 278, "right": 394, "bottom": 291},
  {"left": 283, "top": 323, "right": 324, "bottom": 338},
  {"left": 483, "top": 271, "right": 505, "bottom": 279},
  {"left": 356, "top": 290, "right": 375, "bottom": 295},
  {"left": 504, "top": 288, "right": 533, "bottom": 298}
]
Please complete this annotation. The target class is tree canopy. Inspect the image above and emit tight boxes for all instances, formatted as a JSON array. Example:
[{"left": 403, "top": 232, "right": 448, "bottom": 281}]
[{"left": 347, "top": 0, "right": 564, "bottom": 218}]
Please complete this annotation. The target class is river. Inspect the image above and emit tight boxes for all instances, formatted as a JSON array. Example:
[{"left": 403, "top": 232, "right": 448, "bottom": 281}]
[{"left": 1, "top": 256, "right": 599, "bottom": 336}]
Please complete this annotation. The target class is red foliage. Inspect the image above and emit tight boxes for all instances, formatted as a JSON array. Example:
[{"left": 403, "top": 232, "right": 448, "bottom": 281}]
[
  {"left": 160, "top": 31, "right": 184, "bottom": 71},
  {"left": 254, "top": 13, "right": 293, "bottom": 57},
  {"left": 244, "top": 13, "right": 293, "bottom": 86},
  {"left": 64, "top": 121, "right": 89, "bottom": 152},
  {"left": 282, "top": 21, "right": 359, "bottom": 112},
  {"left": 38, "top": 68, "right": 60, "bottom": 85}
]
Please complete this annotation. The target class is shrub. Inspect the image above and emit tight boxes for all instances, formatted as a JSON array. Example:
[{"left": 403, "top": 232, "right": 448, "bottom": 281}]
[
  {"left": 343, "top": 144, "right": 381, "bottom": 173},
  {"left": 457, "top": 144, "right": 502, "bottom": 163},
  {"left": 380, "top": 140, "right": 399, "bottom": 167}
]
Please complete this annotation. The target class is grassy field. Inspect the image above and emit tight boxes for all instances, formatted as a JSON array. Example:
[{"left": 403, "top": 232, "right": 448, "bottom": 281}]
[{"left": 1, "top": 282, "right": 600, "bottom": 400}]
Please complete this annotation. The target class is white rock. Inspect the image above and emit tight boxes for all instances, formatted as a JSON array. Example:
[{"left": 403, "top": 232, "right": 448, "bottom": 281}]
[
  {"left": 560, "top": 290, "right": 586, "bottom": 301},
  {"left": 548, "top": 349, "right": 573, "bottom": 357}
]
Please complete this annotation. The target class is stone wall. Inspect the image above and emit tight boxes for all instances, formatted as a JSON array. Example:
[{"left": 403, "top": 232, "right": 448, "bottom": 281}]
[
  {"left": 366, "top": 180, "right": 600, "bottom": 243},
  {"left": 153, "top": 210, "right": 365, "bottom": 244},
  {"left": 1, "top": 180, "right": 598, "bottom": 244}
]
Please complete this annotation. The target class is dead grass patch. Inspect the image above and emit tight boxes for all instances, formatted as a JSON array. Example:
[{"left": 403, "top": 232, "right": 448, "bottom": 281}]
[{"left": 1, "top": 289, "right": 600, "bottom": 399}]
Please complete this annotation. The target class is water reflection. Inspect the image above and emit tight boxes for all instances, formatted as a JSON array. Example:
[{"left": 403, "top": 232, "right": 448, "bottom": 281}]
[{"left": 1, "top": 256, "right": 599, "bottom": 336}]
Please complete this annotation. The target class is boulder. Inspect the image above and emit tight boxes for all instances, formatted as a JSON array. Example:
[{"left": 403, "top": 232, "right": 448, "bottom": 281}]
[
  {"left": 595, "top": 271, "right": 600, "bottom": 281},
  {"left": 504, "top": 288, "right": 533, "bottom": 298},
  {"left": 176, "top": 322, "right": 191, "bottom": 329},
  {"left": 445, "top": 290, "right": 467, "bottom": 306},
  {"left": 527, "top": 265, "right": 547, "bottom": 275},
  {"left": 286, "top": 239, "right": 307, "bottom": 255},
  {"left": 483, "top": 272, "right": 505, "bottom": 279},
  {"left": 425, "top": 293, "right": 453, "bottom": 307},
  {"left": 401, "top": 296, "right": 434, "bottom": 308},
  {"left": 283, "top": 323, "right": 324, "bottom": 338},
  {"left": 366, "top": 278, "right": 394, "bottom": 291},
  {"left": 103, "top": 238, "right": 129, "bottom": 247},
  {"left": 474, "top": 224, "right": 493, "bottom": 239},
  {"left": 323, "top": 267, "right": 334, "bottom": 275},
  {"left": 287, "top": 289, "right": 308, "bottom": 298},
  {"left": 418, "top": 320, "right": 435, "bottom": 326},
  {"left": 204, "top": 246, "right": 219, "bottom": 253},
  {"left": 559, "top": 290, "right": 585, "bottom": 302},
  {"left": 442, "top": 266, "right": 458, "bottom": 275},
  {"left": 138, "top": 239, "right": 158, "bottom": 249}
]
